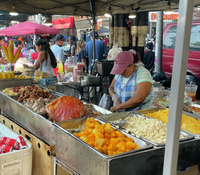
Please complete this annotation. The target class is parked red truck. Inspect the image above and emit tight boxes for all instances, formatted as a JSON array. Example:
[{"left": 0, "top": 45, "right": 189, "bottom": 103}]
[{"left": 162, "top": 20, "right": 200, "bottom": 78}]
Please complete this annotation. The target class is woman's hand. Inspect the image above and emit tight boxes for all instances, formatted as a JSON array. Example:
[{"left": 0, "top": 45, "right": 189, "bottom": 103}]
[
  {"left": 23, "top": 64, "right": 28, "bottom": 68},
  {"left": 110, "top": 105, "right": 120, "bottom": 112},
  {"left": 112, "top": 94, "right": 121, "bottom": 106}
]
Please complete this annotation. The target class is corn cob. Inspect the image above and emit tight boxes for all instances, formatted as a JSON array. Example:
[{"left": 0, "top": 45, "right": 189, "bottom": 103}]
[
  {"left": 2, "top": 45, "right": 9, "bottom": 62},
  {"left": 8, "top": 45, "right": 13, "bottom": 63},
  {"left": 12, "top": 47, "right": 21, "bottom": 63},
  {"left": 10, "top": 39, "right": 14, "bottom": 53}
]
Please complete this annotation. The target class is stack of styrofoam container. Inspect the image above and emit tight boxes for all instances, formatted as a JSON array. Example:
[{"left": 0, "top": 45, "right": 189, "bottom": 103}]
[{"left": 0, "top": 123, "right": 32, "bottom": 175}]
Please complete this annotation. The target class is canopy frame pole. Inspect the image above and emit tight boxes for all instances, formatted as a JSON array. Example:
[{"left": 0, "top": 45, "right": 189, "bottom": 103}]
[
  {"left": 90, "top": 0, "right": 96, "bottom": 75},
  {"left": 163, "top": 1, "right": 194, "bottom": 175}
]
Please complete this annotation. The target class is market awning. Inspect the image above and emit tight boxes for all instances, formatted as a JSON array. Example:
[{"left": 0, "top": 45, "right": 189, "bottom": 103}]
[
  {"left": 0, "top": 21, "right": 59, "bottom": 36},
  {"left": 97, "top": 27, "right": 109, "bottom": 36},
  {"left": 52, "top": 16, "right": 74, "bottom": 29},
  {"left": 0, "top": 0, "right": 200, "bottom": 16}
]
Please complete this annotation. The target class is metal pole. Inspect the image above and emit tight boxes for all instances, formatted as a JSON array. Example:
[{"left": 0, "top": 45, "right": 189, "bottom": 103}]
[
  {"left": 92, "top": 16, "right": 96, "bottom": 61},
  {"left": 155, "top": 11, "right": 163, "bottom": 72},
  {"left": 149, "top": 22, "right": 152, "bottom": 38},
  {"left": 90, "top": 0, "right": 96, "bottom": 74},
  {"left": 163, "top": 1, "right": 194, "bottom": 175}
]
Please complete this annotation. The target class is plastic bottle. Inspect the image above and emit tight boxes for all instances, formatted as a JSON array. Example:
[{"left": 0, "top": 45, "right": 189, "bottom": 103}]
[
  {"left": 2, "top": 72, "right": 7, "bottom": 79},
  {"left": 7, "top": 72, "right": 12, "bottom": 79},
  {"left": 11, "top": 71, "right": 14, "bottom": 78}
]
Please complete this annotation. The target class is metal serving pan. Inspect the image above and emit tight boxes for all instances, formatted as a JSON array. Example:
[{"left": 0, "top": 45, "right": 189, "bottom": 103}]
[
  {"left": 0, "top": 78, "right": 33, "bottom": 89},
  {"left": 99, "top": 112, "right": 194, "bottom": 147},
  {"left": 56, "top": 117, "right": 152, "bottom": 158},
  {"left": 0, "top": 90, "right": 64, "bottom": 145},
  {"left": 139, "top": 107, "right": 200, "bottom": 138},
  {"left": 55, "top": 118, "right": 153, "bottom": 175}
]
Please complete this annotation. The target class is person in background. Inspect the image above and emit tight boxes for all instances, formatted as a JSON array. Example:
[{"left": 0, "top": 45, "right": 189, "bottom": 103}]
[
  {"left": 31, "top": 45, "right": 39, "bottom": 62},
  {"left": 144, "top": 42, "right": 155, "bottom": 73},
  {"left": 67, "top": 35, "right": 77, "bottom": 59},
  {"left": 85, "top": 31, "right": 108, "bottom": 75},
  {"left": 14, "top": 40, "right": 24, "bottom": 59},
  {"left": 86, "top": 33, "right": 91, "bottom": 43},
  {"left": 0, "top": 36, "right": 7, "bottom": 64},
  {"left": 51, "top": 34, "right": 65, "bottom": 64},
  {"left": 77, "top": 40, "right": 87, "bottom": 73},
  {"left": 103, "top": 36, "right": 108, "bottom": 46},
  {"left": 24, "top": 39, "right": 57, "bottom": 77},
  {"left": 109, "top": 51, "right": 152, "bottom": 112}
]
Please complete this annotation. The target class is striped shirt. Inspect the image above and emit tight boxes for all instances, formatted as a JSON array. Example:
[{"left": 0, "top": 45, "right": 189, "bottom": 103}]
[{"left": 115, "top": 66, "right": 153, "bottom": 109}]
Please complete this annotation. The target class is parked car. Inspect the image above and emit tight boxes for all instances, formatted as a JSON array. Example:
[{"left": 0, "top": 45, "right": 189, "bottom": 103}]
[{"left": 162, "top": 20, "right": 200, "bottom": 78}]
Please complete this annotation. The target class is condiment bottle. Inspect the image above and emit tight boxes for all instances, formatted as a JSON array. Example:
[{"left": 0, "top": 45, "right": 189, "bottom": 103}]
[{"left": 2, "top": 72, "right": 7, "bottom": 79}]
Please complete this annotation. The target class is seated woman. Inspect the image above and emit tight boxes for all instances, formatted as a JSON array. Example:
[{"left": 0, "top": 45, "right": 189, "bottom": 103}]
[
  {"left": 24, "top": 39, "right": 57, "bottom": 77},
  {"left": 109, "top": 51, "right": 153, "bottom": 112},
  {"left": 14, "top": 40, "right": 24, "bottom": 59}
]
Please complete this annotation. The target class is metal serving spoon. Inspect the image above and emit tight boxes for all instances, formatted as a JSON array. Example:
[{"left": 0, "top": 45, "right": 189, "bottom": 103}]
[
  {"left": 73, "top": 110, "right": 93, "bottom": 132},
  {"left": 112, "top": 107, "right": 139, "bottom": 127}
]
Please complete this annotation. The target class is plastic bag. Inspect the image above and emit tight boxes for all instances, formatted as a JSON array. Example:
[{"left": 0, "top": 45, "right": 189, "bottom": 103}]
[
  {"left": 99, "top": 94, "right": 111, "bottom": 110},
  {"left": 46, "top": 96, "right": 85, "bottom": 122},
  {"left": 152, "top": 71, "right": 167, "bottom": 82},
  {"left": 64, "top": 72, "right": 74, "bottom": 83},
  {"left": 107, "top": 44, "right": 123, "bottom": 60}
]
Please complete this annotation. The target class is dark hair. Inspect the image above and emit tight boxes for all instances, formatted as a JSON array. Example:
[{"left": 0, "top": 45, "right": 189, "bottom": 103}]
[
  {"left": 133, "top": 52, "right": 141, "bottom": 64},
  {"left": 33, "top": 45, "right": 36, "bottom": 52},
  {"left": 14, "top": 40, "right": 22, "bottom": 48},
  {"left": 0, "top": 36, "right": 3, "bottom": 41},
  {"left": 69, "top": 35, "right": 76, "bottom": 42},
  {"left": 35, "top": 39, "right": 57, "bottom": 68}
]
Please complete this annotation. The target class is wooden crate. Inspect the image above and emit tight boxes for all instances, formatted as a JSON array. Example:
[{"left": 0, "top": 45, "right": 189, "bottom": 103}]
[{"left": 0, "top": 114, "right": 74, "bottom": 175}]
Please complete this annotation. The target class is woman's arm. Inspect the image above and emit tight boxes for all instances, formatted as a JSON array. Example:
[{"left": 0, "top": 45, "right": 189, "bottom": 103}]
[
  {"left": 71, "top": 45, "right": 75, "bottom": 56},
  {"left": 34, "top": 51, "right": 45, "bottom": 70},
  {"left": 109, "top": 78, "right": 116, "bottom": 98},
  {"left": 110, "top": 82, "right": 152, "bottom": 111}
]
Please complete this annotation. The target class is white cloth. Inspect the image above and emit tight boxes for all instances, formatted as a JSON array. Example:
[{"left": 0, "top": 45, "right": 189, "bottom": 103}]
[{"left": 39, "top": 54, "right": 55, "bottom": 77}]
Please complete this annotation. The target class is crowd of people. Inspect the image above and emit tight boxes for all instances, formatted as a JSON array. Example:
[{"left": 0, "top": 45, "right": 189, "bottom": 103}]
[{"left": 0, "top": 32, "right": 156, "bottom": 111}]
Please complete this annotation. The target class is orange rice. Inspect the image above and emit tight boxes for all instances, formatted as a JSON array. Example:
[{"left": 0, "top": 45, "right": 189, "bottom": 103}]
[{"left": 146, "top": 109, "right": 200, "bottom": 135}]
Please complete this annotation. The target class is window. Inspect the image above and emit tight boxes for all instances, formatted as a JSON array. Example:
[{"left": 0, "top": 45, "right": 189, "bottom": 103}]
[
  {"left": 163, "top": 26, "right": 177, "bottom": 49},
  {"left": 189, "top": 25, "right": 200, "bottom": 51},
  {"left": 163, "top": 25, "right": 200, "bottom": 51}
]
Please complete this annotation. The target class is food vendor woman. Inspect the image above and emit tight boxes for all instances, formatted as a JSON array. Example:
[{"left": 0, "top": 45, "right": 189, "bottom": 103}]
[
  {"left": 24, "top": 39, "right": 57, "bottom": 77},
  {"left": 109, "top": 51, "right": 153, "bottom": 112}
]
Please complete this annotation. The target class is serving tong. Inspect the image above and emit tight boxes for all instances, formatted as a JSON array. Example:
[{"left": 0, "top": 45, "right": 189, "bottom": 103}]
[{"left": 183, "top": 104, "right": 200, "bottom": 116}]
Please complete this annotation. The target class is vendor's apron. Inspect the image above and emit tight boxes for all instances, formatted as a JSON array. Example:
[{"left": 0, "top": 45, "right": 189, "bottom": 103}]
[{"left": 114, "top": 66, "right": 148, "bottom": 111}]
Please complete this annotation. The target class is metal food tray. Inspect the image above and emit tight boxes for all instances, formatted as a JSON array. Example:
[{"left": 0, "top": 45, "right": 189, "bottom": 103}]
[
  {"left": 84, "top": 103, "right": 112, "bottom": 115},
  {"left": 0, "top": 79, "right": 33, "bottom": 89},
  {"left": 183, "top": 102, "right": 200, "bottom": 118},
  {"left": 99, "top": 112, "right": 194, "bottom": 147},
  {"left": 0, "top": 90, "right": 64, "bottom": 145},
  {"left": 139, "top": 107, "right": 200, "bottom": 138},
  {"left": 57, "top": 117, "right": 152, "bottom": 158},
  {"left": 55, "top": 118, "right": 153, "bottom": 175}
]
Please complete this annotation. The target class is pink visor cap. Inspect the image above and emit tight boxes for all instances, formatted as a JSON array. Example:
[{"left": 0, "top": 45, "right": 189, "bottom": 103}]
[{"left": 110, "top": 51, "right": 134, "bottom": 75}]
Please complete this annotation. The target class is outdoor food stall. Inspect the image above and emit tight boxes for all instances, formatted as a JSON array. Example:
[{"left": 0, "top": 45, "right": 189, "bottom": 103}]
[
  {"left": 0, "top": 83, "right": 200, "bottom": 175},
  {"left": 0, "top": 0, "right": 200, "bottom": 175}
]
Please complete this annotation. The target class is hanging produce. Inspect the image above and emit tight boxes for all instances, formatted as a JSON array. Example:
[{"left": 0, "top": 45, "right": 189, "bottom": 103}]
[{"left": 2, "top": 40, "right": 22, "bottom": 63}]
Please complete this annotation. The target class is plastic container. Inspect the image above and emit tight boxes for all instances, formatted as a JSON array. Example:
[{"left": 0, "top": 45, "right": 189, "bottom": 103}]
[
  {"left": 185, "top": 84, "right": 197, "bottom": 101},
  {"left": 76, "top": 75, "right": 82, "bottom": 83},
  {"left": 0, "top": 123, "right": 32, "bottom": 175},
  {"left": 77, "top": 62, "right": 84, "bottom": 70}
]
